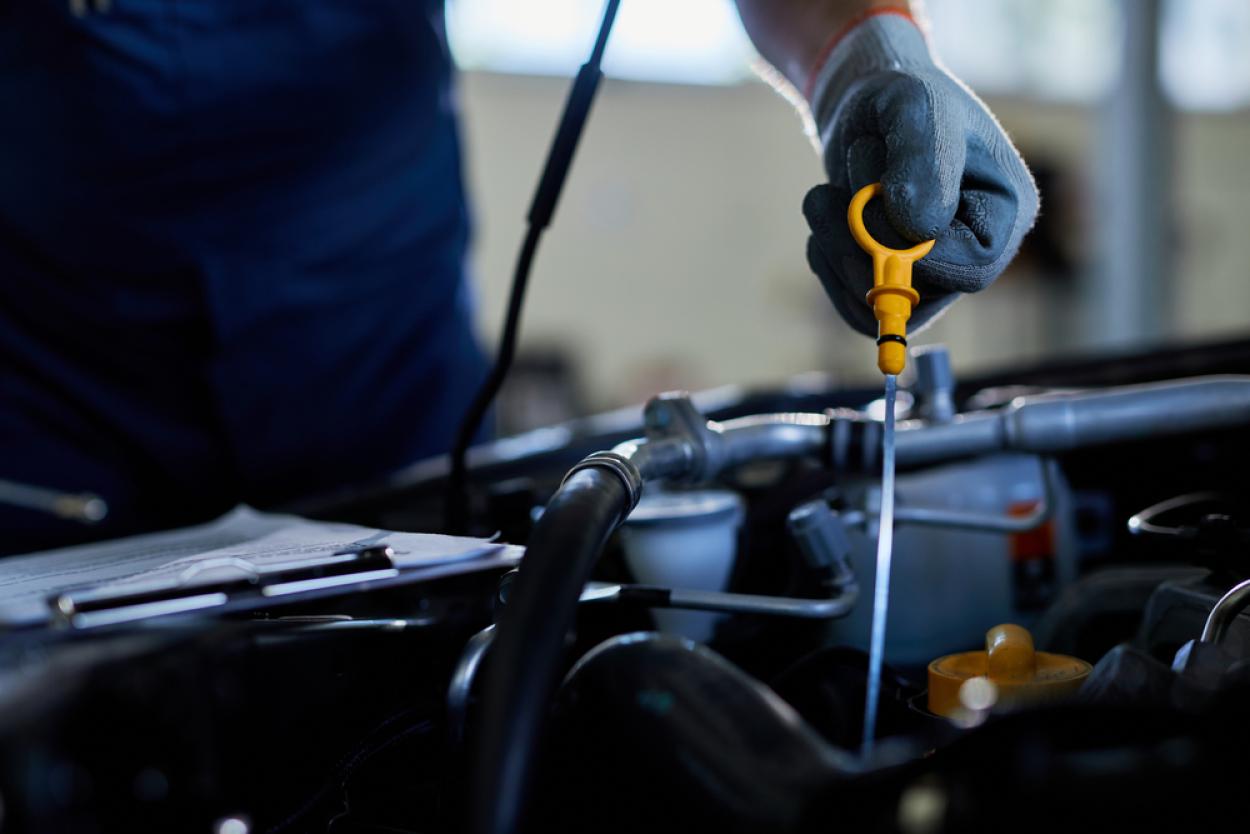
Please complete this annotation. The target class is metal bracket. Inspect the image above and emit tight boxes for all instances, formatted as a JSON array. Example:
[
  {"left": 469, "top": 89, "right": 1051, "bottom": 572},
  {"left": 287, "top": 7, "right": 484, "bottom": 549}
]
[{"left": 642, "top": 392, "right": 724, "bottom": 484}]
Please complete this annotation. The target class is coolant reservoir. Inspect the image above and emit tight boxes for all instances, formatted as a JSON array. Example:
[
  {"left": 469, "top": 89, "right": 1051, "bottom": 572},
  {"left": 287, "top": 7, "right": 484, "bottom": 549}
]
[
  {"left": 619, "top": 489, "right": 744, "bottom": 643},
  {"left": 829, "top": 453, "right": 1077, "bottom": 666},
  {"left": 927, "top": 624, "right": 1090, "bottom": 717}
]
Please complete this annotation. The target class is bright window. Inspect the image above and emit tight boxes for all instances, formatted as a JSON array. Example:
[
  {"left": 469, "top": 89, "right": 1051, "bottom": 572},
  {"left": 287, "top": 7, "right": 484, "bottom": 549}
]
[
  {"left": 1161, "top": 0, "right": 1250, "bottom": 112},
  {"left": 446, "top": 0, "right": 755, "bottom": 85},
  {"left": 926, "top": 0, "right": 1121, "bottom": 103},
  {"left": 447, "top": 0, "right": 1250, "bottom": 111}
]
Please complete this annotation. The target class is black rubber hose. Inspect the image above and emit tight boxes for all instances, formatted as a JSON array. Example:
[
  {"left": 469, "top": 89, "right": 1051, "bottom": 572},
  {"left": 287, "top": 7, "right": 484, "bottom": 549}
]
[
  {"left": 554, "top": 634, "right": 854, "bottom": 831},
  {"left": 470, "top": 466, "right": 635, "bottom": 834}
]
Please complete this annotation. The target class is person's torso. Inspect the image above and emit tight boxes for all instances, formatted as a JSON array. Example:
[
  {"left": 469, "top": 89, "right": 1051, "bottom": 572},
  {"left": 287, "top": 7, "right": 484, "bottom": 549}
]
[
  {"left": 0, "top": 0, "right": 484, "bottom": 514},
  {"left": 0, "top": 0, "right": 469, "bottom": 327}
]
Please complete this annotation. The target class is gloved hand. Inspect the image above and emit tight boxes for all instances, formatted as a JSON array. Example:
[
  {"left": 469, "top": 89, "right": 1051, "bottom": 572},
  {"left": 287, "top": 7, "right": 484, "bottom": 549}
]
[{"left": 803, "top": 11, "right": 1039, "bottom": 337}]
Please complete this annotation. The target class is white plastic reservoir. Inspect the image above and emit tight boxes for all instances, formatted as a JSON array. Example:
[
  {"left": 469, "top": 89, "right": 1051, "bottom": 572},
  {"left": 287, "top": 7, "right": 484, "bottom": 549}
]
[
  {"left": 619, "top": 489, "right": 745, "bottom": 643},
  {"left": 828, "top": 453, "right": 1076, "bottom": 666}
]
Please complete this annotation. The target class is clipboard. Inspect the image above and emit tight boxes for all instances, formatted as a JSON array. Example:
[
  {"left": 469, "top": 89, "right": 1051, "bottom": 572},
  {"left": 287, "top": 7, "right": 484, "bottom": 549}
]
[{"left": 0, "top": 506, "right": 521, "bottom": 632}]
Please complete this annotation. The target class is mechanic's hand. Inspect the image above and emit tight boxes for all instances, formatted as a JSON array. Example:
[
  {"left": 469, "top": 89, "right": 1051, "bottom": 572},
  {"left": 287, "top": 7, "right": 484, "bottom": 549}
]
[{"left": 803, "top": 11, "right": 1039, "bottom": 337}]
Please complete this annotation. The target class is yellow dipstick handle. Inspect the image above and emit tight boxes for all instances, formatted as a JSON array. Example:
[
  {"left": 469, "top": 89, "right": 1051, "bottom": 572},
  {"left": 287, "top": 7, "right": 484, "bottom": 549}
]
[{"left": 847, "top": 183, "right": 936, "bottom": 376}]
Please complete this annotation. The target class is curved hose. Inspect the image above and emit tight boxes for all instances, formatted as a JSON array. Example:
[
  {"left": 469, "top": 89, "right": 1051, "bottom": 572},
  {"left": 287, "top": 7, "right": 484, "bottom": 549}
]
[
  {"left": 471, "top": 464, "right": 638, "bottom": 834},
  {"left": 554, "top": 634, "right": 857, "bottom": 831}
]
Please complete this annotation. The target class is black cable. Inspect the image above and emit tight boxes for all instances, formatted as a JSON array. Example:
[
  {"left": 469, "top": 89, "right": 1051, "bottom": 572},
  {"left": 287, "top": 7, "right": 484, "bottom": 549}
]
[
  {"left": 445, "top": 0, "right": 622, "bottom": 534},
  {"left": 445, "top": 228, "right": 541, "bottom": 533},
  {"left": 588, "top": 0, "right": 617, "bottom": 66}
]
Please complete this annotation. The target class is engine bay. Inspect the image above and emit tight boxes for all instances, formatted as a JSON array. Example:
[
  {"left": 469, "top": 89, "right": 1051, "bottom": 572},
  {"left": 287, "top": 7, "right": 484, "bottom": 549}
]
[{"left": 0, "top": 338, "right": 1247, "bottom": 833}]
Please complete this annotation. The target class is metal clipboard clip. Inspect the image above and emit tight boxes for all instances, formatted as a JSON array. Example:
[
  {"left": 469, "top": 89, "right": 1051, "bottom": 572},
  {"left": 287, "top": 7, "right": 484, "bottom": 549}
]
[{"left": 48, "top": 545, "right": 398, "bottom": 630}]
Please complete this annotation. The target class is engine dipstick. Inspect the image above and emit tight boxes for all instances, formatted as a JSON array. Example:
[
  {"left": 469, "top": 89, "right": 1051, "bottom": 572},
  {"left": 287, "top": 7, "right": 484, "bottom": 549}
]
[{"left": 848, "top": 182, "right": 935, "bottom": 755}]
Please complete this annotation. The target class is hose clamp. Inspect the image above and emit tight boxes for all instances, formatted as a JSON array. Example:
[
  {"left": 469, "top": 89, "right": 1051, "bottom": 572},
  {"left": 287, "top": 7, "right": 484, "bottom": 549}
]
[{"left": 562, "top": 451, "right": 645, "bottom": 515}]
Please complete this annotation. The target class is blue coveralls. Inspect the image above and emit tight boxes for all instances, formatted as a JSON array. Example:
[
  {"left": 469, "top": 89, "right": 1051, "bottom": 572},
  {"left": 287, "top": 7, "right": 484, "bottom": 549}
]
[{"left": 0, "top": 0, "right": 486, "bottom": 554}]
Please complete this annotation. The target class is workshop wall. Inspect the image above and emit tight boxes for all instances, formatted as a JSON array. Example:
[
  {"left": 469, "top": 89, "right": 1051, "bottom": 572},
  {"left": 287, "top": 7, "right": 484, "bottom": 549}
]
[{"left": 458, "top": 71, "right": 1250, "bottom": 417}]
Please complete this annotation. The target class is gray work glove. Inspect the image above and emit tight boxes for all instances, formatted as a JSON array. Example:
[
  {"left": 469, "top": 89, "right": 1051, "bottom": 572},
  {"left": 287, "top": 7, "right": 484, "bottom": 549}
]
[{"left": 803, "top": 13, "right": 1039, "bottom": 337}]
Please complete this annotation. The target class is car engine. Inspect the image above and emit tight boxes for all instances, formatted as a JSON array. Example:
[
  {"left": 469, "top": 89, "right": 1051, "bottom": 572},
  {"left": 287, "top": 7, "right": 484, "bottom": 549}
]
[{"left": 0, "top": 339, "right": 1247, "bottom": 833}]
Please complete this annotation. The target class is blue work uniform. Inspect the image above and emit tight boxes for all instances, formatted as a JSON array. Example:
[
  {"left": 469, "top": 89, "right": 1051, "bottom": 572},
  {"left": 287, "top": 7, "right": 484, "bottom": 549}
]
[{"left": 0, "top": 0, "right": 486, "bottom": 554}]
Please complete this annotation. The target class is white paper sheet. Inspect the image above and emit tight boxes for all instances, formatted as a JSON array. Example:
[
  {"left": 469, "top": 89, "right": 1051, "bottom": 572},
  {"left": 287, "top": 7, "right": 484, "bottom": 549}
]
[{"left": 0, "top": 506, "right": 516, "bottom": 627}]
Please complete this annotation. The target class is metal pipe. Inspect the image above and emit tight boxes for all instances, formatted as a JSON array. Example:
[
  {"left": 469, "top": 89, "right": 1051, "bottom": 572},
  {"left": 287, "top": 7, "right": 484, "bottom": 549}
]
[
  {"left": 614, "top": 414, "right": 828, "bottom": 483},
  {"left": 893, "top": 502, "right": 1046, "bottom": 534},
  {"left": 897, "top": 375, "right": 1250, "bottom": 468},
  {"left": 890, "top": 458, "right": 1056, "bottom": 533},
  {"left": 615, "top": 376, "right": 1250, "bottom": 482},
  {"left": 716, "top": 414, "right": 830, "bottom": 468},
  {"left": 1002, "top": 376, "right": 1250, "bottom": 451},
  {"left": 667, "top": 587, "right": 856, "bottom": 619},
  {"left": 581, "top": 581, "right": 858, "bottom": 621},
  {"left": 1200, "top": 579, "right": 1250, "bottom": 645},
  {"left": 612, "top": 415, "right": 829, "bottom": 490},
  {"left": 893, "top": 412, "right": 1002, "bottom": 468}
]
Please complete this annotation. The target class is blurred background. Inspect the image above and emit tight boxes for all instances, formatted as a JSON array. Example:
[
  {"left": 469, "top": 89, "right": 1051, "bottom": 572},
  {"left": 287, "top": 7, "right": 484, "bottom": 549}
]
[{"left": 445, "top": 0, "right": 1250, "bottom": 435}]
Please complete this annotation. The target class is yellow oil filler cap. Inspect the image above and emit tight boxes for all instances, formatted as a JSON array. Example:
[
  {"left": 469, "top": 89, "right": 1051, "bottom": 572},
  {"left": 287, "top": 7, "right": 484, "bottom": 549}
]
[{"left": 927, "top": 624, "right": 1091, "bottom": 718}]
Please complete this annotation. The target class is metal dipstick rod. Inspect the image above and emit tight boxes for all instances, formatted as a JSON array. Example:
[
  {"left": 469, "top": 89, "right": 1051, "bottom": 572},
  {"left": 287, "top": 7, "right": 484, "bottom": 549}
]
[
  {"left": 863, "top": 372, "right": 898, "bottom": 754},
  {"left": 847, "top": 183, "right": 935, "bottom": 756}
]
